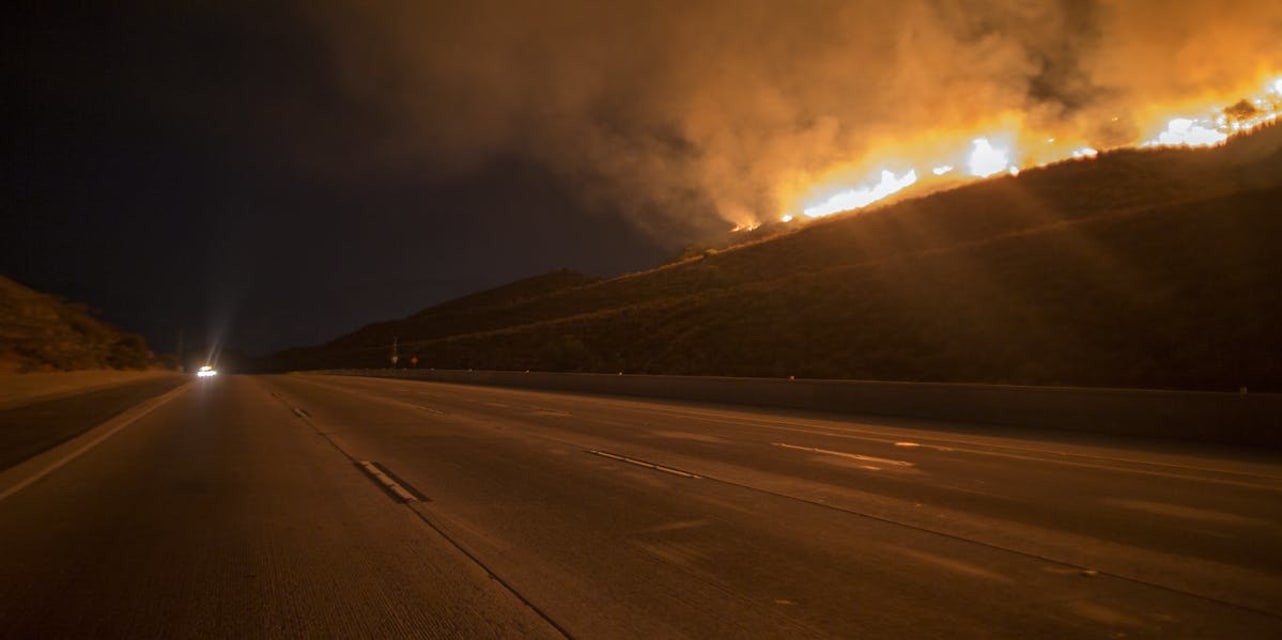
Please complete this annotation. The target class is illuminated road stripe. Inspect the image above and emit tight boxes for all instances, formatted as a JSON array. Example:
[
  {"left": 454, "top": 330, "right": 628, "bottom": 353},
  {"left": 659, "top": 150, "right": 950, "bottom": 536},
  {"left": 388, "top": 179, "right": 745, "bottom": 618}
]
[
  {"left": 772, "top": 442, "right": 915, "bottom": 467},
  {"left": 586, "top": 450, "right": 702, "bottom": 479}
]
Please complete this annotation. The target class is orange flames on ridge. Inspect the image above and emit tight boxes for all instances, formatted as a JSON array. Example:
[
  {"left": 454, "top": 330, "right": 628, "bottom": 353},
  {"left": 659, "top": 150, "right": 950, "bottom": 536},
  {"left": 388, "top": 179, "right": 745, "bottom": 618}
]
[{"left": 758, "top": 74, "right": 1282, "bottom": 227}]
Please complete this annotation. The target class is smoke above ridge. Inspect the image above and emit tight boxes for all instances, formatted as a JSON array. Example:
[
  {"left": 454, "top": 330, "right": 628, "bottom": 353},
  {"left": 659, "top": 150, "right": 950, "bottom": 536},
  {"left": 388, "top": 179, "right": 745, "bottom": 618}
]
[{"left": 301, "top": 0, "right": 1282, "bottom": 243}]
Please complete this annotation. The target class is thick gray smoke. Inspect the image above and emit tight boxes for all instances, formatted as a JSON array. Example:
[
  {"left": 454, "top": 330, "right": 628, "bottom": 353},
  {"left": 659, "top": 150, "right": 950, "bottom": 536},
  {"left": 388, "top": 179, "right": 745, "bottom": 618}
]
[{"left": 301, "top": 0, "right": 1282, "bottom": 243}]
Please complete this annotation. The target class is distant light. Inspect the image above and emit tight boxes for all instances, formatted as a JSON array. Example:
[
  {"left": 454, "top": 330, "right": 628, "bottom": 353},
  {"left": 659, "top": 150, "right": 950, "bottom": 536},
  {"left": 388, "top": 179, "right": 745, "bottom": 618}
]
[
  {"left": 1072, "top": 147, "right": 1099, "bottom": 159},
  {"left": 197, "top": 365, "right": 218, "bottom": 378},
  {"left": 780, "top": 214, "right": 794, "bottom": 223},
  {"left": 932, "top": 165, "right": 953, "bottom": 176}
]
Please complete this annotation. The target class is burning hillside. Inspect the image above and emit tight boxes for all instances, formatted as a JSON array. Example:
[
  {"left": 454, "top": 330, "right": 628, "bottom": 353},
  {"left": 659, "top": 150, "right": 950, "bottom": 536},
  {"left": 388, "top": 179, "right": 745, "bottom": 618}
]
[
  {"left": 783, "top": 75, "right": 1282, "bottom": 223},
  {"left": 263, "top": 123, "right": 1282, "bottom": 391},
  {"left": 304, "top": 1, "right": 1282, "bottom": 246}
]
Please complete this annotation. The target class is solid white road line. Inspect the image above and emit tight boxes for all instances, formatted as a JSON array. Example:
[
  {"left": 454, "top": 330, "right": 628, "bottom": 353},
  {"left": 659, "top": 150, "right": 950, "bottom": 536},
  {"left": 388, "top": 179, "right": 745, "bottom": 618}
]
[{"left": 0, "top": 382, "right": 192, "bottom": 503}]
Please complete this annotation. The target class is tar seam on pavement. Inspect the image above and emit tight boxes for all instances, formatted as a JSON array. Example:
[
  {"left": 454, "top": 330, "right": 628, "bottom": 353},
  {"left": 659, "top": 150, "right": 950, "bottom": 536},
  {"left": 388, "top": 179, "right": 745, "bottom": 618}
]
[
  {"left": 586, "top": 449, "right": 703, "bottom": 479},
  {"left": 262, "top": 381, "right": 576, "bottom": 640}
]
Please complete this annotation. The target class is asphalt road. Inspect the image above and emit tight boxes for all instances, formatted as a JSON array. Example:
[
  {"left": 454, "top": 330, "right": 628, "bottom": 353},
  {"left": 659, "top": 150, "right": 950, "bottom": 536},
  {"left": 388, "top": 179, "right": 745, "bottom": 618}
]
[{"left": 2, "top": 374, "right": 1279, "bottom": 638}]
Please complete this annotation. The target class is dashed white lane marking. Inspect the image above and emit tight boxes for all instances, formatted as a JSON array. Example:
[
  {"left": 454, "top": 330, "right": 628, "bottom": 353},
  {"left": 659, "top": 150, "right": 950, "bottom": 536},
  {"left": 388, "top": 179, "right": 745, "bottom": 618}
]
[
  {"left": 895, "top": 441, "right": 921, "bottom": 447},
  {"left": 357, "top": 461, "right": 418, "bottom": 503},
  {"left": 291, "top": 407, "right": 311, "bottom": 418},
  {"left": 772, "top": 442, "right": 915, "bottom": 467},
  {"left": 587, "top": 450, "right": 702, "bottom": 479}
]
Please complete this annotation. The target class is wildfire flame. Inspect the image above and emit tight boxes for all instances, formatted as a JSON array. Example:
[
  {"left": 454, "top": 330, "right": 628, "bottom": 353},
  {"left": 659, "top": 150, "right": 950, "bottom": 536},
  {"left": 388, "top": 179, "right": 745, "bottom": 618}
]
[
  {"left": 778, "top": 74, "right": 1282, "bottom": 223},
  {"left": 966, "top": 138, "right": 1016, "bottom": 178},
  {"left": 1145, "top": 118, "right": 1228, "bottom": 148},
  {"left": 801, "top": 169, "right": 919, "bottom": 219}
]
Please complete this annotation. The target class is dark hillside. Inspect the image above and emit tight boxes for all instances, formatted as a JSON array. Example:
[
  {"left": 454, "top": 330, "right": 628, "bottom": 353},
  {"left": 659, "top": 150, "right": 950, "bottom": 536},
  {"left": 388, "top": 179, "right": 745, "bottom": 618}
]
[
  {"left": 267, "top": 124, "right": 1282, "bottom": 391},
  {"left": 268, "top": 269, "right": 599, "bottom": 365},
  {"left": 0, "top": 276, "right": 154, "bottom": 372},
  {"left": 406, "top": 269, "right": 598, "bottom": 320}
]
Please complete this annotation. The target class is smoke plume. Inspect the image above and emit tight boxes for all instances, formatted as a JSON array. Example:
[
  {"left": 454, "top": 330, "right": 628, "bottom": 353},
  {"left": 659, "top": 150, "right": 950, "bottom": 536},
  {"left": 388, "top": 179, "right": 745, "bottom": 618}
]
[{"left": 301, "top": 0, "right": 1282, "bottom": 243}]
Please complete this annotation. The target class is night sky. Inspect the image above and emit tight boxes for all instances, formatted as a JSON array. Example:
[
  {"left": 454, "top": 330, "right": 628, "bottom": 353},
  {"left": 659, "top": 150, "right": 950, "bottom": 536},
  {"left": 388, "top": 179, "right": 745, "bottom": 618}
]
[
  {"left": 5, "top": 4, "right": 670, "bottom": 355},
  {"left": 6, "top": 2, "right": 1280, "bottom": 356}
]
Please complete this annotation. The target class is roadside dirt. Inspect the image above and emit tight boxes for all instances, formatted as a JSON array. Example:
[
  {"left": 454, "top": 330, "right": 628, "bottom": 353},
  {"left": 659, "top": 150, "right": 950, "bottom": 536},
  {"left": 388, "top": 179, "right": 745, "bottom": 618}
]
[{"left": 0, "top": 370, "right": 179, "bottom": 410}]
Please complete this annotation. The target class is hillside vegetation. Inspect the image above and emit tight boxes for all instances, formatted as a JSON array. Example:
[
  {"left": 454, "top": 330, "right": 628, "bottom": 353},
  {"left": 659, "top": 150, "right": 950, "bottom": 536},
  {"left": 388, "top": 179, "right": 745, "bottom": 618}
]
[
  {"left": 266, "top": 124, "right": 1282, "bottom": 392},
  {"left": 0, "top": 276, "right": 153, "bottom": 372}
]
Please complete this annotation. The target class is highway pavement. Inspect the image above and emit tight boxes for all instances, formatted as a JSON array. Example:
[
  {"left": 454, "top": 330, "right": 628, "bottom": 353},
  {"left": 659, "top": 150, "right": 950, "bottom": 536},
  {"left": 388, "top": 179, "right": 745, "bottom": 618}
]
[
  {"left": 0, "top": 374, "right": 187, "bottom": 470},
  {"left": 2, "top": 373, "right": 1279, "bottom": 638}
]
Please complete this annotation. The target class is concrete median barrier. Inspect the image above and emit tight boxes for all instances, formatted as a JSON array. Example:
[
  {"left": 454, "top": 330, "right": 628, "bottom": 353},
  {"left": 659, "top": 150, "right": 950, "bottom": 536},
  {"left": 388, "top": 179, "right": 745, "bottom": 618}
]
[{"left": 311, "top": 369, "right": 1281, "bottom": 448}]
